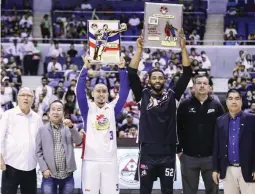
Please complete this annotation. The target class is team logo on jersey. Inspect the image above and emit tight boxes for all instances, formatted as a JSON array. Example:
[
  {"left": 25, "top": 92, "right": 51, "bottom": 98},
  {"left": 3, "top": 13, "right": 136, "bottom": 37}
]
[
  {"left": 147, "top": 90, "right": 169, "bottom": 110},
  {"left": 189, "top": 108, "right": 196, "bottom": 113},
  {"left": 207, "top": 109, "right": 215, "bottom": 114},
  {"left": 140, "top": 164, "right": 148, "bottom": 170},
  {"left": 93, "top": 114, "right": 110, "bottom": 130},
  {"left": 141, "top": 169, "right": 147, "bottom": 177}
]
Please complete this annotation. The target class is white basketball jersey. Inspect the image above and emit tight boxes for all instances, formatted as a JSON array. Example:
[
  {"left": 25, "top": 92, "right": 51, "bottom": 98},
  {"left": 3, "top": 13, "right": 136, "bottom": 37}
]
[{"left": 83, "top": 100, "right": 118, "bottom": 161}]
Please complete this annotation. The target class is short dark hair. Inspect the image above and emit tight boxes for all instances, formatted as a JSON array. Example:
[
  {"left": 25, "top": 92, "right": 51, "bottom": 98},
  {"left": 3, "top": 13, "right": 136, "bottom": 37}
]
[
  {"left": 240, "top": 77, "right": 246, "bottom": 82},
  {"left": 41, "top": 77, "right": 48, "bottom": 81},
  {"left": 193, "top": 74, "right": 209, "bottom": 84},
  {"left": 226, "top": 89, "right": 242, "bottom": 99},
  {"left": 49, "top": 100, "right": 64, "bottom": 109},
  {"left": 209, "top": 77, "right": 213, "bottom": 87},
  {"left": 42, "top": 112, "right": 48, "bottom": 117},
  {"left": 148, "top": 69, "right": 165, "bottom": 79}
]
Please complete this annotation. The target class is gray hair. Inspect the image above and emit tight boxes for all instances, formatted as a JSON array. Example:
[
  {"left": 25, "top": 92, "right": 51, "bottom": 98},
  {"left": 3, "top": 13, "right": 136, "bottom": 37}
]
[{"left": 18, "top": 87, "right": 34, "bottom": 97}]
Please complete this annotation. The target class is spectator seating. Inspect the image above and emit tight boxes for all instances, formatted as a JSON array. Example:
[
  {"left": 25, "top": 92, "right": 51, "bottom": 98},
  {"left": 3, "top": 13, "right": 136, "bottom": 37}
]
[
  {"left": 52, "top": 0, "right": 208, "bottom": 11},
  {"left": 1, "top": 0, "right": 33, "bottom": 10},
  {"left": 1, "top": 0, "right": 33, "bottom": 42},
  {"left": 224, "top": 16, "right": 255, "bottom": 38},
  {"left": 226, "top": 0, "right": 255, "bottom": 15},
  {"left": 51, "top": 0, "right": 207, "bottom": 43},
  {"left": 225, "top": 0, "right": 255, "bottom": 42},
  {"left": 227, "top": 50, "right": 255, "bottom": 110}
]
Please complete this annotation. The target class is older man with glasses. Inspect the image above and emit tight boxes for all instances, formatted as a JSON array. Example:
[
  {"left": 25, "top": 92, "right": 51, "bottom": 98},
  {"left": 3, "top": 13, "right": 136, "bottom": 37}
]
[{"left": 0, "top": 87, "right": 43, "bottom": 194}]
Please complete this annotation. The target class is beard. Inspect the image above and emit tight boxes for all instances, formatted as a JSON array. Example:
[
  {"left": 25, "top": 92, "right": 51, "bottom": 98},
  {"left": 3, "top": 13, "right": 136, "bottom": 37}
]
[{"left": 151, "top": 83, "right": 164, "bottom": 92}]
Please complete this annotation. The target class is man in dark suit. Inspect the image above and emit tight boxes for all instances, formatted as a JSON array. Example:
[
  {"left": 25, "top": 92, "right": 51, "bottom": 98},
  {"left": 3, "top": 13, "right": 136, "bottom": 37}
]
[{"left": 212, "top": 89, "right": 255, "bottom": 194}]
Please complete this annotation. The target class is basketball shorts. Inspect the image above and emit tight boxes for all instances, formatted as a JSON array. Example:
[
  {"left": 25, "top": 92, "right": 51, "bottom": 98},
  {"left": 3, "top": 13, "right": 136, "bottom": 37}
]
[
  {"left": 135, "top": 154, "right": 176, "bottom": 194},
  {"left": 81, "top": 160, "right": 119, "bottom": 194}
]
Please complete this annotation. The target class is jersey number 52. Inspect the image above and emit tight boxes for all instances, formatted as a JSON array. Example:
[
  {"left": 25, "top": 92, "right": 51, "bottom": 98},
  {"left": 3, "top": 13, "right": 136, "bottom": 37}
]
[{"left": 165, "top": 168, "right": 174, "bottom": 177}]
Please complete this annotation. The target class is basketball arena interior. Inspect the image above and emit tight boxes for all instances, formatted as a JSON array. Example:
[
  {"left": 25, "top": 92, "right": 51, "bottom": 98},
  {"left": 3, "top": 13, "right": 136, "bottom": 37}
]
[{"left": 1, "top": 0, "right": 255, "bottom": 193}]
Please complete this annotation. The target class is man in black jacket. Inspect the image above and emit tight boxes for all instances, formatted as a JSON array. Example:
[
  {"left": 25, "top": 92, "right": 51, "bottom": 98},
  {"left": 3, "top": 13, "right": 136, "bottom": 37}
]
[
  {"left": 128, "top": 29, "right": 192, "bottom": 194},
  {"left": 177, "top": 75, "right": 224, "bottom": 194}
]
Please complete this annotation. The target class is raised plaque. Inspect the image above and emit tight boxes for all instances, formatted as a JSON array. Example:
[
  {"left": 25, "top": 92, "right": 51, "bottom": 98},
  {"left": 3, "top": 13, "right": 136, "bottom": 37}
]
[
  {"left": 88, "top": 20, "right": 127, "bottom": 64},
  {"left": 143, "top": 3, "right": 183, "bottom": 49}
]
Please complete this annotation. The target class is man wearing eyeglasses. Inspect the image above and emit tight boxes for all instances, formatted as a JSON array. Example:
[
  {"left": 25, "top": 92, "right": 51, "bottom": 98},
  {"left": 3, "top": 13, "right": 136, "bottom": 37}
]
[{"left": 0, "top": 87, "right": 43, "bottom": 194}]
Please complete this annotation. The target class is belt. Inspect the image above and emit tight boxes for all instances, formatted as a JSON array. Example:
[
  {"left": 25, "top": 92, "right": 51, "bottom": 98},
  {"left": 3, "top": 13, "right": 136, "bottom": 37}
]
[{"left": 229, "top": 163, "right": 240, "bottom": 167}]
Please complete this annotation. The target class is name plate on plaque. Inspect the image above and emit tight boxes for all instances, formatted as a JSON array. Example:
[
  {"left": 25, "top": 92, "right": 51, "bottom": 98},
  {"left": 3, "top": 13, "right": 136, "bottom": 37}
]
[
  {"left": 143, "top": 3, "right": 183, "bottom": 49},
  {"left": 88, "top": 20, "right": 127, "bottom": 64}
]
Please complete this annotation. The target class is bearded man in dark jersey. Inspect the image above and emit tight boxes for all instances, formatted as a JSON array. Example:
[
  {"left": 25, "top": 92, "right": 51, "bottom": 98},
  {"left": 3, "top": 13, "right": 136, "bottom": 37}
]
[{"left": 128, "top": 29, "right": 192, "bottom": 194}]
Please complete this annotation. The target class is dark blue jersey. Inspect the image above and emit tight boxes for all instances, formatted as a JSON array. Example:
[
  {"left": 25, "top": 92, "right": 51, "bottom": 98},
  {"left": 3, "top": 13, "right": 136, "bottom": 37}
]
[{"left": 128, "top": 66, "right": 192, "bottom": 155}]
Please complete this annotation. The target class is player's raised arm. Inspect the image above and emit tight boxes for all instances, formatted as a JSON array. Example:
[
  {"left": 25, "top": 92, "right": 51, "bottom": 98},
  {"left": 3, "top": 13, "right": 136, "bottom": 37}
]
[
  {"left": 172, "top": 29, "right": 192, "bottom": 101},
  {"left": 127, "top": 36, "right": 144, "bottom": 102},
  {"left": 114, "top": 57, "right": 130, "bottom": 116},
  {"left": 108, "top": 24, "right": 127, "bottom": 36},
  {"left": 76, "top": 56, "right": 90, "bottom": 121}
]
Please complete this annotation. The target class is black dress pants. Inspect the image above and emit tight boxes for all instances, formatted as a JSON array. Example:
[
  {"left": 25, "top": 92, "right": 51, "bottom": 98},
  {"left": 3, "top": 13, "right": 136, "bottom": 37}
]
[{"left": 1, "top": 165, "right": 37, "bottom": 194}]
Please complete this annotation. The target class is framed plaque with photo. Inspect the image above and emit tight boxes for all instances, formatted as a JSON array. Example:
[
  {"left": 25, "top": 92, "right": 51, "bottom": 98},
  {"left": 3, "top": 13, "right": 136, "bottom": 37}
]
[
  {"left": 143, "top": 2, "right": 183, "bottom": 49},
  {"left": 88, "top": 20, "right": 127, "bottom": 64}
]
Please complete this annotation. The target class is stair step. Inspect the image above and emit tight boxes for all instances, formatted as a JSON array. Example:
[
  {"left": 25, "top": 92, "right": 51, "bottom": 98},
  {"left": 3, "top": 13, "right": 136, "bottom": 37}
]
[
  {"left": 206, "top": 26, "right": 224, "bottom": 27},
  {"left": 32, "top": 12, "right": 52, "bottom": 39},
  {"left": 203, "top": 13, "right": 224, "bottom": 41}
]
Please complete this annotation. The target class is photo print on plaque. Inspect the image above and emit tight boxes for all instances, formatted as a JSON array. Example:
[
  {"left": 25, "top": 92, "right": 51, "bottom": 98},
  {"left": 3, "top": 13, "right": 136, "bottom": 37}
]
[
  {"left": 144, "top": 3, "right": 183, "bottom": 49},
  {"left": 88, "top": 20, "right": 127, "bottom": 64}
]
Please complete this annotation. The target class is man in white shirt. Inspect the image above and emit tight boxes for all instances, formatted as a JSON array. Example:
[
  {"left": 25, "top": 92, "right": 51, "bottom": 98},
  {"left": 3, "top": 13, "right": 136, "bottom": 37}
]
[
  {"left": 0, "top": 87, "right": 43, "bottom": 194},
  {"left": 81, "top": 0, "right": 92, "bottom": 10},
  {"left": 201, "top": 54, "right": 211, "bottom": 69},
  {"left": 35, "top": 77, "right": 53, "bottom": 103},
  {"left": 189, "top": 30, "right": 200, "bottom": 45},
  {"left": 48, "top": 42, "right": 63, "bottom": 57},
  {"left": 128, "top": 14, "right": 141, "bottom": 27},
  {"left": 47, "top": 57, "right": 63, "bottom": 72},
  {"left": 225, "top": 24, "right": 237, "bottom": 38},
  {"left": 19, "top": 15, "right": 33, "bottom": 29},
  {"left": 7, "top": 39, "right": 22, "bottom": 65},
  {"left": 21, "top": 37, "right": 35, "bottom": 75}
]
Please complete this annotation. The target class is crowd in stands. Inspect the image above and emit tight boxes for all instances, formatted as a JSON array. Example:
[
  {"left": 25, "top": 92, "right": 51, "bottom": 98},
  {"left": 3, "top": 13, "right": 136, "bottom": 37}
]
[
  {"left": 228, "top": 50, "right": 255, "bottom": 113},
  {"left": 2, "top": 0, "right": 255, "bottom": 46},
  {"left": 1, "top": 0, "right": 33, "bottom": 42},
  {"left": 50, "top": 0, "right": 207, "bottom": 44},
  {"left": 224, "top": 0, "right": 255, "bottom": 45},
  {"left": 1, "top": 10, "right": 33, "bottom": 42},
  {"left": 1, "top": 38, "right": 212, "bottom": 138},
  {"left": 224, "top": 19, "right": 255, "bottom": 45},
  {"left": 226, "top": 0, "right": 255, "bottom": 16}
]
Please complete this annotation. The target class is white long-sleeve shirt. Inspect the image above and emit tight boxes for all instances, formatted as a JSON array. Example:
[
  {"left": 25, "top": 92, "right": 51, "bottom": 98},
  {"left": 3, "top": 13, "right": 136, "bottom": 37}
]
[
  {"left": 0, "top": 106, "right": 43, "bottom": 171},
  {"left": 47, "top": 61, "right": 62, "bottom": 72},
  {"left": 21, "top": 41, "right": 35, "bottom": 55},
  {"left": 7, "top": 44, "right": 23, "bottom": 58},
  {"left": 35, "top": 85, "right": 53, "bottom": 103}
]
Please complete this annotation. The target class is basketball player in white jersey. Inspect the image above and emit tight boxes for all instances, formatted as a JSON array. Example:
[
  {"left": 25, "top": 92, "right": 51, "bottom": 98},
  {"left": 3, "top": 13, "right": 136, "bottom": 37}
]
[{"left": 76, "top": 57, "right": 130, "bottom": 194}]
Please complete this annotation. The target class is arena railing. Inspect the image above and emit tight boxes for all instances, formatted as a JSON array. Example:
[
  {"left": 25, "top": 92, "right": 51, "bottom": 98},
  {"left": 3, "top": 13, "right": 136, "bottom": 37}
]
[
  {"left": 2, "top": 37, "right": 255, "bottom": 45},
  {"left": 51, "top": 10, "right": 207, "bottom": 19},
  {"left": 52, "top": 10, "right": 206, "bottom": 14},
  {"left": 1, "top": 9, "right": 33, "bottom": 13}
]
